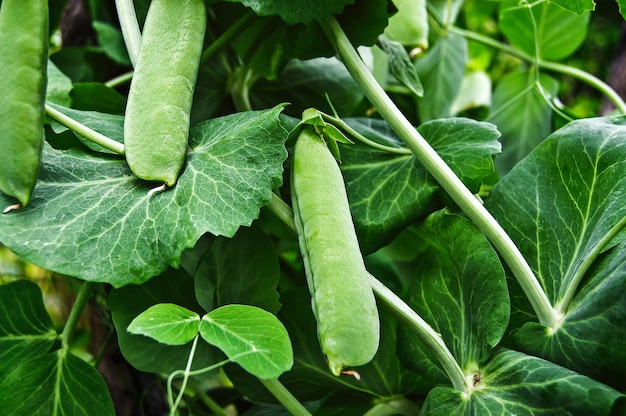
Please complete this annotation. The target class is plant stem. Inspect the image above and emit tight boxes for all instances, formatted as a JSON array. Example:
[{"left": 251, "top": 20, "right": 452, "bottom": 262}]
[
  {"left": 201, "top": 10, "right": 256, "bottom": 65},
  {"left": 259, "top": 378, "right": 313, "bottom": 416},
  {"left": 266, "top": 194, "right": 469, "bottom": 393},
  {"left": 61, "top": 281, "right": 94, "bottom": 350},
  {"left": 556, "top": 214, "right": 626, "bottom": 317},
  {"left": 45, "top": 103, "right": 125, "bottom": 155},
  {"left": 115, "top": 0, "right": 141, "bottom": 67},
  {"left": 320, "top": 112, "right": 412, "bottom": 155},
  {"left": 368, "top": 275, "right": 469, "bottom": 392},
  {"left": 187, "top": 380, "right": 231, "bottom": 416},
  {"left": 321, "top": 16, "right": 560, "bottom": 328},
  {"left": 105, "top": 71, "right": 133, "bottom": 88},
  {"left": 448, "top": 26, "right": 626, "bottom": 115},
  {"left": 169, "top": 335, "right": 200, "bottom": 416}
]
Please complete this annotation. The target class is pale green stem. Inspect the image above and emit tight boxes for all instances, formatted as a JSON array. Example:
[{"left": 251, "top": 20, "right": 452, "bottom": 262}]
[
  {"left": 321, "top": 16, "right": 560, "bottom": 328},
  {"left": 231, "top": 66, "right": 255, "bottom": 112},
  {"left": 266, "top": 194, "right": 468, "bottom": 393},
  {"left": 187, "top": 381, "right": 231, "bottom": 416},
  {"left": 320, "top": 113, "right": 412, "bottom": 155},
  {"left": 61, "top": 282, "right": 94, "bottom": 350},
  {"left": 448, "top": 26, "right": 626, "bottom": 115},
  {"left": 556, "top": 215, "right": 626, "bottom": 316},
  {"left": 259, "top": 378, "right": 313, "bottom": 416},
  {"left": 115, "top": 0, "right": 142, "bottom": 67},
  {"left": 368, "top": 275, "right": 469, "bottom": 392},
  {"left": 45, "top": 104, "right": 125, "bottom": 155},
  {"left": 105, "top": 71, "right": 133, "bottom": 88},
  {"left": 270, "top": 192, "right": 296, "bottom": 232},
  {"left": 169, "top": 335, "right": 200, "bottom": 416}
]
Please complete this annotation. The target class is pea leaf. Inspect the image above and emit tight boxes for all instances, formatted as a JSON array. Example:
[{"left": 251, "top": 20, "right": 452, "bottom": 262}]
[
  {"left": 251, "top": 57, "right": 364, "bottom": 118},
  {"left": 109, "top": 268, "right": 223, "bottom": 376},
  {"left": 484, "top": 116, "right": 626, "bottom": 388},
  {"left": 195, "top": 225, "right": 281, "bottom": 314},
  {"left": 225, "top": 287, "right": 424, "bottom": 403},
  {"left": 199, "top": 304, "right": 293, "bottom": 379},
  {"left": 377, "top": 35, "right": 424, "bottom": 97},
  {"left": 549, "top": 0, "right": 595, "bottom": 14},
  {"left": 0, "top": 350, "right": 115, "bottom": 415},
  {"left": 339, "top": 117, "right": 500, "bottom": 254},
  {"left": 0, "top": 280, "right": 57, "bottom": 378},
  {"left": 47, "top": 102, "right": 124, "bottom": 154},
  {"left": 421, "top": 348, "right": 624, "bottom": 415},
  {"left": 499, "top": 0, "right": 590, "bottom": 61},
  {"left": 0, "top": 106, "right": 288, "bottom": 287},
  {"left": 222, "top": 0, "right": 353, "bottom": 25},
  {"left": 397, "top": 211, "right": 508, "bottom": 384},
  {"left": 415, "top": 33, "right": 467, "bottom": 122},
  {"left": 221, "top": 0, "right": 389, "bottom": 79},
  {"left": 127, "top": 303, "right": 200, "bottom": 346},
  {"left": 488, "top": 70, "right": 558, "bottom": 174}
]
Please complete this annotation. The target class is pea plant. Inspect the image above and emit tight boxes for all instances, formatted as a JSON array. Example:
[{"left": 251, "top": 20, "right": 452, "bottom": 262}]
[{"left": 1, "top": 0, "right": 625, "bottom": 414}]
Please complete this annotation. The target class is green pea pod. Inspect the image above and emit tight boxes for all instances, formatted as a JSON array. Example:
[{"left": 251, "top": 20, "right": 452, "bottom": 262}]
[
  {"left": 291, "top": 125, "right": 380, "bottom": 376},
  {"left": 0, "top": 0, "right": 48, "bottom": 207},
  {"left": 124, "top": 0, "right": 207, "bottom": 186}
]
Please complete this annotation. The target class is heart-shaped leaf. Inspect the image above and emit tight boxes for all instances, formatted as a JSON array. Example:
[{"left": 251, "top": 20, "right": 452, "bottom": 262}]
[
  {"left": 485, "top": 115, "right": 626, "bottom": 387},
  {"left": 0, "top": 280, "right": 57, "bottom": 377},
  {"left": 128, "top": 303, "right": 200, "bottom": 346},
  {"left": 340, "top": 117, "right": 500, "bottom": 253},
  {"left": 0, "top": 106, "right": 288, "bottom": 287},
  {"left": 199, "top": 304, "right": 293, "bottom": 379}
]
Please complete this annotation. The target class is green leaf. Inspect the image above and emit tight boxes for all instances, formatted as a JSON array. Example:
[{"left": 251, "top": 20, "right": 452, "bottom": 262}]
[
  {"left": 385, "top": 0, "right": 428, "bottom": 48},
  {"left": 488, "top": 70, "right": 558, "bottom": 174},
  {"left": 0, "top": 107, "right": 288, "bottom": 287},
  {"left": 377, "top": 35, "right": 423, "bottom": 97},
  {"left": 450, "top": 70, "right": 491, "bottom": 119},
  {"left": 252, "top": 57, "right": 363, "bottom": 117},
  {"left": 92, "top": 21, "right": 131, "bottom": 66},
  {"left": 109, "top": 268, "right": 223, "bottom": 376},
  {"left": 0, "top": 349, "right": 115, "bottom": 415},
  {"left": 340, "top": 117, "right": 500, "bottom": 254},
  {"left": 127, "top": 303, "right": 200, "bottom": 346},
  {"left": 223, "top": 0, "right": 353, "bottom": 25},
  {"left": 421, "top": 348, "right": 624, "bottom": 415},
  {"left": 619, "top": 0, "right": 626, "bottom": 20},
  {"left": 499, "top": 0, "right": 590, "bottom": 61},
  {"left": 485, "top": 116, "right": 626, "bottom": 387},
  {"left": 70, "top": 82, "right": 127, "bottom": 115},
  {"left": 228, "top": 287, "right": 424, "bottom": 403},
  {"left": 0, "top": 280, "right": 57, "bottom": 378},
  {"left": 47, "top": 102, "right": 124, "bottom": 154},
  {"left": 415, "top": 33, "right": 467, "bottom": 122},
  {"left": 550, "top": 0, "right": 595, "bottom": 14},
  {"left": 46, "top": 60, "right": 73, "bottom": 107},
  {"left": 222, "top": 0, "right": 388, "bottom": 79},
  {"left": 195, "top": 225, "right": 281, "bottom": 314},
  {"left": 398, "top": 211, "right": 508, "bottom": 384},
  {"left": 199, "top": 304, "right": 293, "bottom": 379}
]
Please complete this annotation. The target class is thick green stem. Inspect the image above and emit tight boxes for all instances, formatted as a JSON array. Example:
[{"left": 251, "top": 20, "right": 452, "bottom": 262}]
[
  {"left": 266, "top": 194, "right": 468, "bottom": 393},
  {"left": 321, "top": 16, "right": 560, "bottom": 328},
  {"left": 259, "top": 378, "right": 313, "bottom": 416},
  {"left": 45, "top": 104, "right": 125, "bottom": 155},
  {"left": 449, "top": 26, "right": 626, "bottom": 115},
  {"left": 61, "top": 282, "right": 94, "bottom": 350},
  {"left": 115, "top": 0, "right": 141, "bottom": 67},
  {"left": 368, "top": 274, "right": 469, "bottom": 392}
]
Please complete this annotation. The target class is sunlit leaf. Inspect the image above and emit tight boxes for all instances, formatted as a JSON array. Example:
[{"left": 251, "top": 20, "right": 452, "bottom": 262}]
[{"left": 127, "top": 303, "right": 200, "bottom": 346}]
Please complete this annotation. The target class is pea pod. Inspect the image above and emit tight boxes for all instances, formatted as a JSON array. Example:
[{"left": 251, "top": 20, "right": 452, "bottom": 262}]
[
  {"left": 0, "top": 0, "right": 48, "bottom": 207},
  {"left": 291, "top": 124, "right": 380, "bottom": 376},
  {"left": 124, "top": 0, "right": 207, "bottom": 186}
]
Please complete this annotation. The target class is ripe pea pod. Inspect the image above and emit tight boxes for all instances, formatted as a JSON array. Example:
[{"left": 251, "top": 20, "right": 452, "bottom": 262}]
[
  {"left": 0, "top": 0, "right": 48, "bottom": 207},
  {"left": 124, "top": 0, "right": 207, "bottom": 186},
  {"left": 291, "top": 124, "right": 380, "bottom": 376}
]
